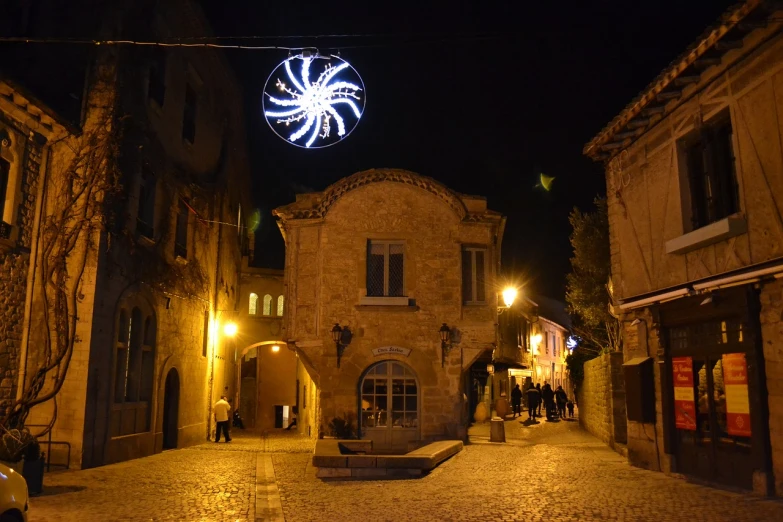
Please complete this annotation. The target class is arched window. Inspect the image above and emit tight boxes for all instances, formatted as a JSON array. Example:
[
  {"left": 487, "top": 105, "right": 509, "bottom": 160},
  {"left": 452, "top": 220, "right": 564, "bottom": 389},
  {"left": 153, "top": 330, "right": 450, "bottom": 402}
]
[
  {"left": 249, "top": 293, "right": 258, "bottom": 315},
  {"left": 112, "top": 297, "right": 156, "bottom": 437},
  {"left": 276, "top": 295, "right": 284, "bottom": 316},
  {"left": 263, "top": 294, "right": 272, "bottom": 316}
]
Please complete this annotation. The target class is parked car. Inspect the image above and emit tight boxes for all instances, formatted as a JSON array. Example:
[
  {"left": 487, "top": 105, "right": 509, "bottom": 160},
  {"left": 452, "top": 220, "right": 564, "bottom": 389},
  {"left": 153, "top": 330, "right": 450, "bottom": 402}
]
[{"left": 0, "top": 462, "right": 28, "bottom": 522}]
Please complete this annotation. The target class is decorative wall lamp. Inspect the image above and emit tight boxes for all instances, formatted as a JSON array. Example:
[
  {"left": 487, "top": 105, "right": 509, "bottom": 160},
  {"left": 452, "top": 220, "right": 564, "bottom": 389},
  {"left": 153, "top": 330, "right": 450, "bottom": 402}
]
[
  {"left": 497, "top": 286, "right": 519, "bottom": 315},
  {"left": 439, "top": 323, "right": 451, "bottom": 368},
  {"left": 331, "top": 323, "right": 346, "bottom": 367}
]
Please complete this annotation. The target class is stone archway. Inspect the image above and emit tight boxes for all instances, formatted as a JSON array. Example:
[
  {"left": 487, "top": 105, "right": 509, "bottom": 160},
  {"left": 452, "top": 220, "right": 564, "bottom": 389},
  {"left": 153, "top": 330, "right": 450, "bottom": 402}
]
[{"left": 162, "top": 368, "right": 180, "bottom": 449}]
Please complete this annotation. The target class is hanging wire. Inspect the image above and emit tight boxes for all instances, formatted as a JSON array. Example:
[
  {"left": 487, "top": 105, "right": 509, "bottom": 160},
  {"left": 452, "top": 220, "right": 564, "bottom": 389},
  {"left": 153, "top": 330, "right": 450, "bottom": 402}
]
[{"left": 0, "top": 31, "right": 520, "bottom": 52}]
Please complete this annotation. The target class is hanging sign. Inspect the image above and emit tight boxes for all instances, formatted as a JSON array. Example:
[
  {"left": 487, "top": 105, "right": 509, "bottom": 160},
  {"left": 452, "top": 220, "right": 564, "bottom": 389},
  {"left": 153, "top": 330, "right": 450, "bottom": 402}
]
[
  {"left": 372, "top": 346, "right": 411, "bottom": 357},
  {"left": 263, "top": 53, "right": 365, "bottom": 149},
  {"left": 722, "top": 352, "right": 751, "bottom": 437},
  {"left": 672, "top": 356, "right": 697, "bottom": 431}
]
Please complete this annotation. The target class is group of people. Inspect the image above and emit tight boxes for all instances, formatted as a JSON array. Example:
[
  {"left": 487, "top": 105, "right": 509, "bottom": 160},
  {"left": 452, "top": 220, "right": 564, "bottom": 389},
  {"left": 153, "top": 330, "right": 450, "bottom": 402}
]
[{"left": 510, "top": 382, "right": 575, "bottom": 421}]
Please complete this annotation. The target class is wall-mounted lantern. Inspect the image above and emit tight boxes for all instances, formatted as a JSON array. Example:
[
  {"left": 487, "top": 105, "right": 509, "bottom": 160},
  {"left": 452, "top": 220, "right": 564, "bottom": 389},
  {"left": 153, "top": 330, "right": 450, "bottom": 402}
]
[
  {"left": 486, "top": 364, "right": 495, "bottom": 374},
  {"left": 331, "top": 323, "right": 345, "bottom": 367},
  {"left": 439, "top": 323, "right": 451, "bottom": 368}
]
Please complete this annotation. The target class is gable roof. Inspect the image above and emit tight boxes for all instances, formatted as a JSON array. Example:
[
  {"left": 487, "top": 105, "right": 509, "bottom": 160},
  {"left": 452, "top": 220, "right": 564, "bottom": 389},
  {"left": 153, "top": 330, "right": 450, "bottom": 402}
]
[{"left": 583, "top": 0, "right": 770, "bottom": 162}]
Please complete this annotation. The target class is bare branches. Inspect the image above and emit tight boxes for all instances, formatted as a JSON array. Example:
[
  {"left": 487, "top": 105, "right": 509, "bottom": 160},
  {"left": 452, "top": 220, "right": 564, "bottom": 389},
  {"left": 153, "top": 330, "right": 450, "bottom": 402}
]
[{"left": 1, "top": 107, "right": 122, "bottom": 434}]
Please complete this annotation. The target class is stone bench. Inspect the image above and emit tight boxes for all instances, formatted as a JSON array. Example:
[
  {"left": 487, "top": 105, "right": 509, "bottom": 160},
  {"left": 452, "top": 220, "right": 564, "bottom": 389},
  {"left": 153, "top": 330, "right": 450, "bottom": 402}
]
[{"left": 313, "top": 439, "right": 463, "bottom": 479}]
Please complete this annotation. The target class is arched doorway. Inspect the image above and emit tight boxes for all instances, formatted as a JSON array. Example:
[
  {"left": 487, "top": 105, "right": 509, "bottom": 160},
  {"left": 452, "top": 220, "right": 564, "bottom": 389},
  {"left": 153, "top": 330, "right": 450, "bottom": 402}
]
[
  {"left": 162, "top": 368, "right": 180, "bottom": 450},
  {"left": 359, "top": 361, "right": 419, "bottom": 453}
]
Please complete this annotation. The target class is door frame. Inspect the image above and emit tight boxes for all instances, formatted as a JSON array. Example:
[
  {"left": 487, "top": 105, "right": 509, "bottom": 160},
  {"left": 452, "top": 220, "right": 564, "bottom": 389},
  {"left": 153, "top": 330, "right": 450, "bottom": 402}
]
[
  {"left": 162, "top": 368, "right": 180, "bottom": 450},
  {"left": 658, "top": 285, "right": 772, "bottom": 490},
  {"left": 357, "top": 359, "right": 421, "bottom": 450}
]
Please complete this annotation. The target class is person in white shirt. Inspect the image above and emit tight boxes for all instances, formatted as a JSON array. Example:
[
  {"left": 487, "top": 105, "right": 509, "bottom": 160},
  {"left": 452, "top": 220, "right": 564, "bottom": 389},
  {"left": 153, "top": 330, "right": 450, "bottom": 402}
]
[{"left": 213, "top": 396, "right": 232, "bottom": 442}]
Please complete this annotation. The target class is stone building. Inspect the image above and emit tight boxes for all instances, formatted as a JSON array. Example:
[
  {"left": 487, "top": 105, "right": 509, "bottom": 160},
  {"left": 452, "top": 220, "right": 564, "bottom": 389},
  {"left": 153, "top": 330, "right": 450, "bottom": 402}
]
[
  {"left": 530, "top": 296, "right": 571, "bottom": 393},
  {"left": 584, "top": 0, "right": 783, "bottom": 494},
  {"left": 273, "top": 169, "right": 505, "bottom": 451},
  {"left": 0, "top": 0, "right": 250, "bottom": 468},
  {"left": 236, "top": 260, "right": 296, "bottom": 431}
]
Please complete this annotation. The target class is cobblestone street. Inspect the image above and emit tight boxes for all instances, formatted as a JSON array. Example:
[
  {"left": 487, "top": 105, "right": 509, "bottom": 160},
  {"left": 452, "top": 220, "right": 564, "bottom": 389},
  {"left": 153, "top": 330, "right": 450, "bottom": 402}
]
[{"left": 28, "top": 422, "right": 783, "bottom": 521}]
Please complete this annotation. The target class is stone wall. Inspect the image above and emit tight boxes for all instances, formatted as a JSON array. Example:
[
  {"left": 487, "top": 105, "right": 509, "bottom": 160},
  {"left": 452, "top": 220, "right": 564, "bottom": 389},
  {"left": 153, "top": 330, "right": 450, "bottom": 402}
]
[
  {"left": 578, "top": 351, "right": 626, "bottom": 448},
  {"left": 759, "top": 279, "right": 783, "bottom": 496},
  {"left": 0, "top": 254, "right": 27, "bottom": 411}
]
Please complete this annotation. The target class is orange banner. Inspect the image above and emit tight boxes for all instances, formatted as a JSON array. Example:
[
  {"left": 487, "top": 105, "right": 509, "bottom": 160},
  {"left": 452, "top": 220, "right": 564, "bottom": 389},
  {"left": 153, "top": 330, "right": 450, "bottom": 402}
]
[
  {"left": 672, "top": 356, "right": 696, "bottom": 431},
  {"left": 722, "top": 353, "right": 751, "bottom": 437}
]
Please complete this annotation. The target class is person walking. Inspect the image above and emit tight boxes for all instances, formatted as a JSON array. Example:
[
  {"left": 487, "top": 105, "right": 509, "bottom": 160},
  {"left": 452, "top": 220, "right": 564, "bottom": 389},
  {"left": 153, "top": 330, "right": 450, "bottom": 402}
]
[
  {"left": 511, "top": 384, "right": 523, "bottom": 418},
  {"left": 555, "top": 386, "right": 568, "bottom": 419},
  {"left": 541, "top": 383, "right": 555, "bottom": 420},
  {"left": 535, "top": 383, "right": 543, "bottom": 417},
  {"left": 213, "top": 395, "right": 232, "bottom": 442},
  {"left": 526, "top": 384, "right": 541, "bottom": 421}
]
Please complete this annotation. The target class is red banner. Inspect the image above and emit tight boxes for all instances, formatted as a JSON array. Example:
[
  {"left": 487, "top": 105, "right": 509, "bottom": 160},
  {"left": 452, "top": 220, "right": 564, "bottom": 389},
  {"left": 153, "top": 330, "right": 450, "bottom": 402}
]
[
  {"left": 672, "top": 356, "right": 696, "bottom": 431},
  {"left": 722, "top": 353, "right": 751, "bottom": 437}
]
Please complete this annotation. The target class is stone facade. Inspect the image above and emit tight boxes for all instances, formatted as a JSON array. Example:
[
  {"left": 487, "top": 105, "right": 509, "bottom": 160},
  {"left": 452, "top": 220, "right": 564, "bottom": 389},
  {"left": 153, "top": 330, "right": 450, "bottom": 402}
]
[
  {"left": 237, "top": 263, "right": 297, "bottom": 430},
  {"left": 584, "top": 2, "right": 783, "bottom": 494},
  {"left": 578, "top": 352, "right": 627, "bottom": 449},
  {"left": 1, "top": 0, "right": 250, "bottom": 469},
  {"left": 274, "top": 169, "right": 505, "bottom": 451}
]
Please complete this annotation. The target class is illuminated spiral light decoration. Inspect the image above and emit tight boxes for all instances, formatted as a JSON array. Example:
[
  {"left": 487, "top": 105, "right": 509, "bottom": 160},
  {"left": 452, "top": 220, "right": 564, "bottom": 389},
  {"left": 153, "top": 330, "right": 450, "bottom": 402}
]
[{"left": 263, "top": 53, "right": 365, "bottom": 149}]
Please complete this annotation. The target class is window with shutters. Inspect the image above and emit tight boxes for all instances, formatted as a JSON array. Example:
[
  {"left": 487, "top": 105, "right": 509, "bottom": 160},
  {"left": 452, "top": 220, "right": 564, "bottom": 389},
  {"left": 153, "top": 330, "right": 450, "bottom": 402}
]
[
  {"left": 682, "top": 111, "right": 739, "bottom": 231},
  {"left": 462, "top": 247, "right": 487, "bottom": 304},
  {"left": 366, "top": 240, "right": 405, "bottom": 297}
]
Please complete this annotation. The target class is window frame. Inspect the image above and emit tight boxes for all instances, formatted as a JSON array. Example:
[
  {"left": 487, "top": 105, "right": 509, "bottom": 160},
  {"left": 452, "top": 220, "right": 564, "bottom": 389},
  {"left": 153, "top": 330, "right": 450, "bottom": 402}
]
[
  {"left": 249, "top": 293, "right": 259, "bottom": 315},
  {"left": 263, "top": 294, "right": 272, "bottom": 316},
  {"left": 680, "top": 111, "right": 740, "bottom": 232},
  {"left": 462, "top": 246, "right": 488, "bottom": 305},
  {"left": 366, "top": 240, "right": 406, "bottom": 298},
  {"left": 276, "top": 295, "right": 284, "bottom": 316}
]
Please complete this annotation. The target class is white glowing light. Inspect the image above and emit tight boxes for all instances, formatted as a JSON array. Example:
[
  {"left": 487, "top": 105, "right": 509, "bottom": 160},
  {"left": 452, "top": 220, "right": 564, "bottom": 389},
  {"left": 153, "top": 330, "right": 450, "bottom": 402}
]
[{"left": 263, "top": 54, "right": 365, "bottom": 148}]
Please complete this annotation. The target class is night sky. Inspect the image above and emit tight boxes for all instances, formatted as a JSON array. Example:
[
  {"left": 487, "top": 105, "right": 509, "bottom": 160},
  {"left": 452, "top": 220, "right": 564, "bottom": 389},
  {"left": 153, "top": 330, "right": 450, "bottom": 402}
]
[{"left": 202, "top": 1, "right": 734, "bottom": 299}]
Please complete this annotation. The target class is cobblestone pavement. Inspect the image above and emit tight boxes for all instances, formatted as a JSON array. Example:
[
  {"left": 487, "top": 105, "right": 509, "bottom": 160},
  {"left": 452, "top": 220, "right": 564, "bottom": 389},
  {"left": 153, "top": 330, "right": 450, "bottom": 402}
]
[
  {"left": 275, "top": 418, "right": 783, "bottom": 522},
  {"left": 27, "top": 422, "right": 783, "bottom": 521},
  {"left": 28, "top": 430, "right": 310, "bottom": 522}
]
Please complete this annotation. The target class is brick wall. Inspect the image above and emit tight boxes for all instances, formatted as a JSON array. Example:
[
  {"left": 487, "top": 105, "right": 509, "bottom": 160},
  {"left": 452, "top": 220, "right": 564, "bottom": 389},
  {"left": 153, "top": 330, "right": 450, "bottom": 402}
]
[{"left": 578, "top": 351, "right": 626, "bottom": 448}]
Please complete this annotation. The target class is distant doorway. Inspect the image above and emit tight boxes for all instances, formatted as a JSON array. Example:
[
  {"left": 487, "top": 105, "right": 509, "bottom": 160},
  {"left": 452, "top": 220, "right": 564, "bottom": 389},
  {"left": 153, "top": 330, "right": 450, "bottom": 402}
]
[
  {"left": 274, "top": 405, "right": 284, "bottom": 428},
  {"left": 162, "top": 368, "right": 180, "bottom": 449}
]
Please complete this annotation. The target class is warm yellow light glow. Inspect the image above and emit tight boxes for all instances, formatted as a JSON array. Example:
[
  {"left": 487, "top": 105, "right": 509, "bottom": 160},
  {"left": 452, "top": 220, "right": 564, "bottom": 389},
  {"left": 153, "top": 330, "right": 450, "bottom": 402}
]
[
  {"left": 502, "top": 287, "right": 518, "bottom": 308},
  {"left": 271, "top": 345, "right": 280, "bottom": 352},
  {"left": 223, "top": 322, "right": 238, "bottom": 337},
  {"left": 531, "top": 333, "right": 542, "bottom": 355}
]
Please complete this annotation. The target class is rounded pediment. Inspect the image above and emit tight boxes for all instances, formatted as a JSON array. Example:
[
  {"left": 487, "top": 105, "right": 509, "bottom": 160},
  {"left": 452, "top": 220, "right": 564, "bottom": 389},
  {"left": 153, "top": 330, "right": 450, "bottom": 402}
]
[{"left": 280, "top": 169, "right": 469, "bottom": 220}]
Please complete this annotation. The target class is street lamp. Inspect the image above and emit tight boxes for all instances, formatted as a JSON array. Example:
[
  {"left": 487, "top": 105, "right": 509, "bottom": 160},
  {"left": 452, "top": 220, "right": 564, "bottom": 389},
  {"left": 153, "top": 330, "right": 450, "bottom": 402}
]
[
  {"left": 439, "top": 323, "right": 451, "bottom": 368},
  {"left": 501, "top": 287, "right": 518, "bottom": 308},
  {"left": 271, "top": 345, "right": 280, "bottom": 353},
  {"left": 223, "top": 322, "right": 238, "bottom": 337},
  {"left": 331, "top": 323, "right": 345, "bottom": 368}
]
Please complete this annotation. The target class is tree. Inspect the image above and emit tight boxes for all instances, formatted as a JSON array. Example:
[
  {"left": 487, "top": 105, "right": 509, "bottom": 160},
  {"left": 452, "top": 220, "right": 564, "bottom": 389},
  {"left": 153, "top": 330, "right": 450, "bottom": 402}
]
[{"left": 565, "top": 197, "right": 621, "bottom": 356}]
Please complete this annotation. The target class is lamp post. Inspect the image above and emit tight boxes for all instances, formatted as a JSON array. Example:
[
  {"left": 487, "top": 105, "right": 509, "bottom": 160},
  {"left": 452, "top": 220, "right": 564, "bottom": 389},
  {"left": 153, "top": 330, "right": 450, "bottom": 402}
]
[
  {"left": 331, "top": 323, "right": 345, "bottom": 367},
  {"left": 439, "top": 323, "right": 451, "bottom": 368}
]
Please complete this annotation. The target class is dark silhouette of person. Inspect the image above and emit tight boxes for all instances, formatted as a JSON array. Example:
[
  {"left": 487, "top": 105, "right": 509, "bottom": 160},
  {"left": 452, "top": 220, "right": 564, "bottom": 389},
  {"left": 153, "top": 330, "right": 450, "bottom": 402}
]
[
  {"left": 511, "top": 384, "right": 523, "bottom": 418},
  {"left": 526, "top": 385, "right": 541, "bottom": 420},
  {"left": 541, "top": 383, "right": 555, "bottom": 420},
  {"left": 535, "top": 383, "right": 543, "bottom": 416},
  {"left": 285, "top": 406, "right": 298, "bottom": 430},
  {"left": 555, "top": 386, "right": 568, "bottom": 419},
  {"left": 567, "top": 399, "right": 575, "bottom": 418}
]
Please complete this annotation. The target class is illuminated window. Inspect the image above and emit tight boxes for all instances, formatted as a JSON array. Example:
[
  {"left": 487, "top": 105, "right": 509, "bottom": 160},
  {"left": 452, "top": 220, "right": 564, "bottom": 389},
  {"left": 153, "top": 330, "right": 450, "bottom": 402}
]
[
  {"left": 277, "top": 295, "right": 284, "bottom": 316},
  {"left": 263, "top": 294, "right": 272, "bottom": 316},
  {"left": 249, "top": 293, "right": 258, "bottom": 315}
]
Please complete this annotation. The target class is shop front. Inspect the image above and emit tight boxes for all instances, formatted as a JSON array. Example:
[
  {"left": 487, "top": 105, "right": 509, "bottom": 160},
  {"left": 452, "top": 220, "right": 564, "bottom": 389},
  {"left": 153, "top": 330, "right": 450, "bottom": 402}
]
[{"left": 660, "top": 287, "right": 771, "bottom": 491}]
